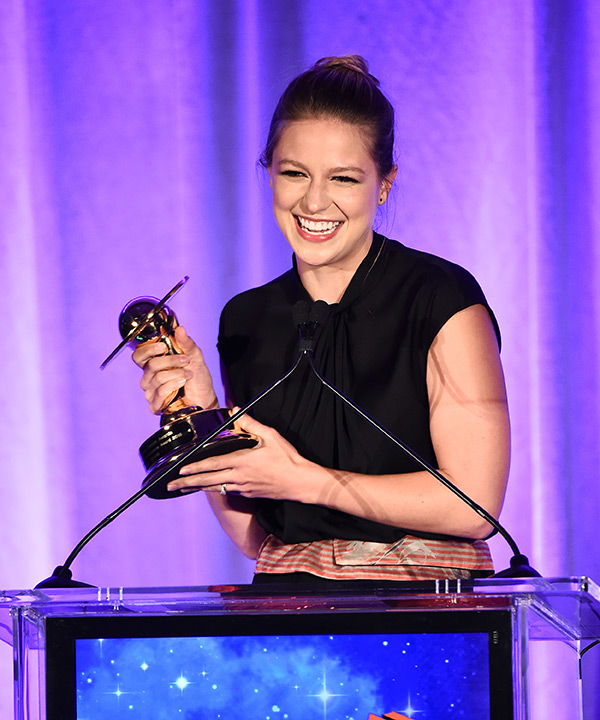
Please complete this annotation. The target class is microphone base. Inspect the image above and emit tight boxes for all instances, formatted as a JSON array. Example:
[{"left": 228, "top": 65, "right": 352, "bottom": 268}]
[
  {"left": 491, "top": 554, "right": 541, "bottom": 579},
  {"left": 35, "top": 566, "right": 96, "bottom": 589}
]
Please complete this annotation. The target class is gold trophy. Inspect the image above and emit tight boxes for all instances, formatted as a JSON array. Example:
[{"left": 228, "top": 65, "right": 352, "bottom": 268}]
[{"left": 101, "top": 277, "right": 257, "bottom": 499}]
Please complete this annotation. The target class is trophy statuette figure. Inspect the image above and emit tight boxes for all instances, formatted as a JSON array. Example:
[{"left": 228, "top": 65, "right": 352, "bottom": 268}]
[{"left": 101, "top": 277, "right": 257, "bottom": 499}]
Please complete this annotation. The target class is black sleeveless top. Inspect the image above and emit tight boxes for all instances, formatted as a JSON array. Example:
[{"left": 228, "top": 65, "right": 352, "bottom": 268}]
[{"left": 217, "top": 234, "right": 500, "bottom": 544}]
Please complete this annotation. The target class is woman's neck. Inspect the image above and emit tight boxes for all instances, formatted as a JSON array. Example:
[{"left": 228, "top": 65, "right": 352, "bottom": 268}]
[
  {"left": 295, "top": 235, "right": 375, "bottom": 303},
  {"left": 297, "top": 262, "right": 356, "bottom": 304}
]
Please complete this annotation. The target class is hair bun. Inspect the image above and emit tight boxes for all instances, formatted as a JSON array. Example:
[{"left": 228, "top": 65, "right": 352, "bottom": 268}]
[
  {"left": 314, "top": 55, "right": 378, "bottom": 84},
  {"left": 261, "top": 54, "right": 394, "bottom": 178}
]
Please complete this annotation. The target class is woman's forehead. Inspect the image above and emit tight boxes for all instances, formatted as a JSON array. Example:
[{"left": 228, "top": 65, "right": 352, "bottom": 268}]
[{"left": 273, "top": 118, "right": 376, "bottom": 164}]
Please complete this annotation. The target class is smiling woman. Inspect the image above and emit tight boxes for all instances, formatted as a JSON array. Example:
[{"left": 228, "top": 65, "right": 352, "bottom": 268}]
[
  {"left": 269, "top": 118, "right": 395, "bottom": 302},
  {"left": 132, "top": 55, "right": 510, "bottom": 584}
]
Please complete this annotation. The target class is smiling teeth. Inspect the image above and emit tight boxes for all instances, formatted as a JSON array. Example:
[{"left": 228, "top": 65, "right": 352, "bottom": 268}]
[{"left": 297, "top": 217, "right": 341, "bottom": 234}]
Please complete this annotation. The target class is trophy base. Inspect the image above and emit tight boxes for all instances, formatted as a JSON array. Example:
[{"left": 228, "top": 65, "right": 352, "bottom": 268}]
[{"left": 139, "top": 408, "right": 258, "bottom": 499}]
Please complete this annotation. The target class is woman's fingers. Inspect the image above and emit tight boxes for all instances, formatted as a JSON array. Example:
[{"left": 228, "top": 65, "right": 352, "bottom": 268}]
[
  {"left": 139, "top": 355, "right": 190, "bottom": 391},
  {"left": 167, "top": 469, "right": 231, "bottom": 493},
  {"left": 136, "top": 355, "right": 191, "bottom": 414},
  {"left": 229, "top": 408, "right": 274, "bottom": 443},
  {"left": 173, "top": 325, "right": 200, "bottom": 355},
  {"left": 131, "top": 327, "right": 218, "bottom": 412},
  {"left": 166, "top": 446, "right": 253, "bottom": 493},
  {"left": 132, "top": 339, "right": 169, "bottom": 368}
]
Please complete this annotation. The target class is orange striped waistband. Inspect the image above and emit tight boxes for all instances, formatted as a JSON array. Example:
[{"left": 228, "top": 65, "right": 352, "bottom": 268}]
[{"left": 255, "top": 534, "right": 494, "bottom": 581}]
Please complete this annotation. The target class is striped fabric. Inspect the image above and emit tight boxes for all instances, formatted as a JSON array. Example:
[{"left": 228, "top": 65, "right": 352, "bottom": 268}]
[{"left": 254, "top": 534, "right": 494, "bottom": 581}]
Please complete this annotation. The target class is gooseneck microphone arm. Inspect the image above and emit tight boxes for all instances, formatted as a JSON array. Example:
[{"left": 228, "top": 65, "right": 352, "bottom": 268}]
[
  {"left": 37, "top": 298, "right": 537, "bottom": 587},
  {"left": 36, "top": 354, "right": 306, "bottom": 588},
  {"left": 38, "top": 302, "right": 315, "bottom": 586},
  {"left": 296, "top": 300, "right": 539, "bottom": 578}
]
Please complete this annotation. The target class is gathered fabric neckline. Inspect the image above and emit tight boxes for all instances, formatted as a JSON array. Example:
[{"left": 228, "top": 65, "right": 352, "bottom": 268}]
[{"left": 289, "top": 232, "right": 389, "bottom": 316}]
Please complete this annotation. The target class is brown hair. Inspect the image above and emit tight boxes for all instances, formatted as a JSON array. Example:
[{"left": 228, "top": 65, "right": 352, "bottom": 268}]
[{"left": 260, "top": 55, "right": 395, "bottom": 180}]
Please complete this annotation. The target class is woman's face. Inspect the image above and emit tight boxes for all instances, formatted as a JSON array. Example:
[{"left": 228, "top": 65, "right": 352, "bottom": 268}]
[{"left": 269, "top": 118, "right": 394, "bottom": 275}]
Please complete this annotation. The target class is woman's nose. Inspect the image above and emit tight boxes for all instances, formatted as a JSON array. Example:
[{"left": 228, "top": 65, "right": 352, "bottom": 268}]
[{"left": 301, "top": 179, "right": 330, "bottom": 214}]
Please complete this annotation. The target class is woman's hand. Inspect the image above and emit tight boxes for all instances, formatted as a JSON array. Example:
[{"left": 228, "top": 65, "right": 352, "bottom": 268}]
[
  {"left": 155, "top": 306, "right": 508, "bottom": 543},
  {"left": 132, "top": 325, "right": 218, "bottom": 414},
  {"left": 166, "top": 412, "right": 320, "bottom": 500},
  {"left": 164, "top": 306, "right": 509, "bottom": 540}
]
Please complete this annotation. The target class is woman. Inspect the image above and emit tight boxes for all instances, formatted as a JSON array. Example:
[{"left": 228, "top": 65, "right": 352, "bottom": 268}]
[{"left": 133, "top": 56, "right": 510, "bottom": 583}]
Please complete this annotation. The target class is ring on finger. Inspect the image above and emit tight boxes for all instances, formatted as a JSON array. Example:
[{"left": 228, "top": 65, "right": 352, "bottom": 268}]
[{"left": 220, "top": 483, "right": 227, "bottom": 496}]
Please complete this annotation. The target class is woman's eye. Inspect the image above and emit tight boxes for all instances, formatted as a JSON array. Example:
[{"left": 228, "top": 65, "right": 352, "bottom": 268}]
[
  {"left": 280, "top": 170, "right": 305, "bottom": 178},
  {"left": 332, "top": 175, "right": 359, "bottom": 184}
]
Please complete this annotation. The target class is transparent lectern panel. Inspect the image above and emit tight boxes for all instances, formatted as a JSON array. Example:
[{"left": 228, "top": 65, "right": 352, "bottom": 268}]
[{"left": 2, "top": 578, "right": 599, "bottom": 720}]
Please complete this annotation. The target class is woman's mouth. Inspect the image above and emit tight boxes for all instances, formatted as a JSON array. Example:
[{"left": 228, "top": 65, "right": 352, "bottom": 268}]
[{"left": 295, "top": 215, "right": 343, "bottom": 241}]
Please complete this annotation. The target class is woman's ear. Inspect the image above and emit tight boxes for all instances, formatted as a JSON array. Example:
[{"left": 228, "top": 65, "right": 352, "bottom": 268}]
[{"left": 378, "top": 165, "right": 398, "bottom": 204}]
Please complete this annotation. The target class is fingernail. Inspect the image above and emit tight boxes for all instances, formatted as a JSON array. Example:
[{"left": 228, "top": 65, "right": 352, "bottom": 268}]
[
  {"left": 179, "top": 467, "right": 191, "bottom": 475},
  {"left": 167, "top": 482, "right": 178, "bottom": 491}
]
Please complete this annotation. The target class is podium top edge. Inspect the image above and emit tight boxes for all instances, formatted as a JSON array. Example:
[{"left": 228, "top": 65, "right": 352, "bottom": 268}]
[{"left": 1, "top": 575, "right": 598, "bottom": 606}]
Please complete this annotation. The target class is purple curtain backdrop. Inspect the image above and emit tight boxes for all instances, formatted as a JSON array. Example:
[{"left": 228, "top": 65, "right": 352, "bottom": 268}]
[{"left": 1, "top": 0, "right": 599, "bottom": 717}]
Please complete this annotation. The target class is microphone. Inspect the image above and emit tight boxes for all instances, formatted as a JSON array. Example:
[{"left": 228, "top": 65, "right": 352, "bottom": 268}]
[
  {"left": 292, "top": 300, "right": 310, "bottom": 326},
  {"left": 36, "top": 299, "right": 537, "bottom": 587},
  {"left": 36, "top": 307, "right": 316, "bottom": 588},
  {"left": 293, "top": 302, "right": 539, "bottom": 579},
  {"left": 294, "top": 300, "right": 329, "bottom": 352}
]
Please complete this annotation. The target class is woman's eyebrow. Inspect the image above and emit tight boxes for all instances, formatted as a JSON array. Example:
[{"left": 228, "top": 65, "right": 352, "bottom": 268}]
[{"left": 330, "top": 166, "right": 366, "bottom": 175}]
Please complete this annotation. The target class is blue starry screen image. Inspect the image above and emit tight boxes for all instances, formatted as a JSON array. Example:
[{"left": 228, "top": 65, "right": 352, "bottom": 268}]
[{"left": 76, "top": 631, "right": 490, "bottom": 719}]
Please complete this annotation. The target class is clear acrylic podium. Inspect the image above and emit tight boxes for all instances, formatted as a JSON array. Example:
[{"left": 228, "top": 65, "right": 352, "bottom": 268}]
[{"left": 1, "top": 576, "right": 599, "bottom": 719}]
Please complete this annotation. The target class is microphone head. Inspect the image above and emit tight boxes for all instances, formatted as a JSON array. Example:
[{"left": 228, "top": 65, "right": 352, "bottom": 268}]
[
  {"left": 293, "top": 300, "right": 330, "bottom": 353},
  {"left": 292, "top": 300, "right": 310, "bottom": 327},
  {"left": 310, "top": 300, "right": 330, "bottom": 325}
]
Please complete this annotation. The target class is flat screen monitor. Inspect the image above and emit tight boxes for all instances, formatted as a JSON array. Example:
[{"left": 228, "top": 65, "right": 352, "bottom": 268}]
[{"left": 45, "top": 607, "right": 514, "bottom": 719}]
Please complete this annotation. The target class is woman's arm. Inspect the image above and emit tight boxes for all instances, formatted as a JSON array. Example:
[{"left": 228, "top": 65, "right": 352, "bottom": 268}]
[
  {"left": 203, "top": 493, "right": 267, "bottom": 558},
  {"left": 168, "top": 304, "right": 510, "bottom": 540},
  {"left": 132, "top": 326, "right": 266, "bottom": 556}
]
